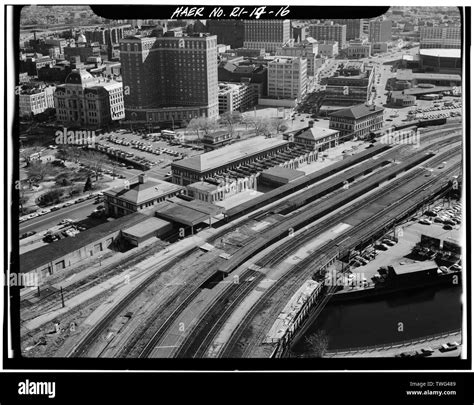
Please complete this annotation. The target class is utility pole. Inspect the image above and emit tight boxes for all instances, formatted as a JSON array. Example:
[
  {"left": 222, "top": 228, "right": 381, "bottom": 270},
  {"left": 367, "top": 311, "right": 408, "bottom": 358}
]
[{"left": 60, "top": 286, "right": 65, "bottom": 308}]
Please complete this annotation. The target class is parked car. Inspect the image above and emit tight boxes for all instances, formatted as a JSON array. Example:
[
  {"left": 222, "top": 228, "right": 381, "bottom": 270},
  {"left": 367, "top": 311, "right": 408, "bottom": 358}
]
[
  {"left": 20, "top": 231, "right": 36, "bottom": 240},
  {"left": 440, "top": 344, "right": 457, "bottom": 352},
  {"left": 419, "top": 218, "right": 432, "bottom": 225}
]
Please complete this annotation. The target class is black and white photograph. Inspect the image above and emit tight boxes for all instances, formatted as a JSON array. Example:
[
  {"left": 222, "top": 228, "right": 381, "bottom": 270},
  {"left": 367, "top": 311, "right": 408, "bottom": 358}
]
[{"left": 1, "top": 1, "right": 472, "bottom": 402}]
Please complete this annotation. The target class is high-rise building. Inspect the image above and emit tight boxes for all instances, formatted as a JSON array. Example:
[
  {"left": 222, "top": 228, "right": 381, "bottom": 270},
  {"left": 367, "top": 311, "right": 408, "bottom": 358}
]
[
  {"left": 419, "top": 25, "right": 461, "bottom": 49},
  {"left": 276, "top": 37, "right": 319, "bottom": 76},
  {"left": 368, "top": 18, "right": 392, "bottom": 43},
  {"left": 291, "top": 23, "right": 308, "bottom": 43},
  {"left": 267, "top": 56, "right": 307, "bottom": 101},
  {"left": 361, "top": 19, "right": 370, "bottom": 35},
  {"left": 243, "top": 20, "right": 291, "bottom": 53},
  {"left": 207, "top": 20, "right": 244, "bottom": 49},
  {"left": 54, "top": 69, "right": 125, "bottom": 127},
  {"left": 308, "top": 21, "right": 347, "bottom": 50},
  {"left": 333, "top": 19, "right": 363, "bottom": 40},
  {"left": 120, "top": 34, "right": 219, "bottom": 125}
]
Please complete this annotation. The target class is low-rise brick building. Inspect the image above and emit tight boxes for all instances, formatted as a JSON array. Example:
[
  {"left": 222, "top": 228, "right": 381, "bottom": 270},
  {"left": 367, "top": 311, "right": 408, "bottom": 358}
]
[{"left": 329, "top": 103, "right": 384, "bottom": 141}]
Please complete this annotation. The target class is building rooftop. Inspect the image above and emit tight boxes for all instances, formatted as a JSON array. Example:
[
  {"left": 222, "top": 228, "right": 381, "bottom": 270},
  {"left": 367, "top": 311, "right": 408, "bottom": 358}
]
[
  {"left": 155, "top": 198, "right": 223, "bottom": 226},
  {"left": 419, "top": 49, "right": 461, "bottom": 59},
  {"left": 187, "top": 181, "right": 219, "bottom": 192},
  {"left": 295, "top": 126, "right": 339, "bottom": 142},
  {"left": 391, "top": 86, "right": 454, "bottom": 97},
  {"left": 391, "top": 260, "right": 438, "bottom": 275},
  {"left": 261, "top": 166, "right": 305, "bottom": 182},
  {"left": 172, "top": 136, "right": 288, "bottom": 173},
  {"left": 413, "top": 72, "right": 462, "bottom": 81},
  {"left": 104, "top": 176, "right": 183, "bottom": 205},
  {"left": 20, "top": 212, "right": 149, "bottom": 273},
  {"left": 329, "top": 104, "right": 384, "bottom": 120},
  {"left": 122, "top": 216, "right": 171, "bottom": 238}
]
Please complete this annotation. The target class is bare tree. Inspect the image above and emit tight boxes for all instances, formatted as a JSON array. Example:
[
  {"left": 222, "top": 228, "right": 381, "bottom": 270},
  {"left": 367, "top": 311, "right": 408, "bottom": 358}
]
[
  {"left": 88, "top": 151, "right": 108, "bottom": 181},
  {"left": 199, "top": 117, "right": 219, "bottom": 136},
  {"left": 275, "top": 119, "right": 289, "bottom": 133},
  {"left": 304, "top": 330, "right": 329, "bottom": 358},
  {"left": 187, "top": 118, "right": 203, "bottom": 141},
  {"left": 220, "top": 111, "right": 242, "bottom": 137},
  {"left": 247, "top": 116, "right": 276, "bottom": 137}
]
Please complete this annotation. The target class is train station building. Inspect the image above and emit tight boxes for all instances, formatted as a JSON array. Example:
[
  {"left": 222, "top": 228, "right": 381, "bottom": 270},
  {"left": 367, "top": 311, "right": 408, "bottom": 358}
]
[
  {"left": 104, "top": 173, "right": 184, "bottom": 218},
  {"left": 286, "top": 121, "right": 340, "bottom": 151},
  {"left": 329, "top": 103, "right": 384, "bottom": 141},
  {"left": 171, "top": 136, "right": 313, "bottom": 186}
]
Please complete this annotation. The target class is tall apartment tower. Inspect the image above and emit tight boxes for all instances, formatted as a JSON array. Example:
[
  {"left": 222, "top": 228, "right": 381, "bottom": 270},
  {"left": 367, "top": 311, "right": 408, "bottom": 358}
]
[
  {"left": 120, "top": 34, "right": 219, "bottom": 124},
  {"left": 308, "top": 21, "right": 347, "bottom": 50},
  {"left": 243, "top": 19, "right": 291, "bottom": 53},
  {"left": 333, "top": 19, "right": 363, "bottom": 41},
  {"left": 419, "top": 25, "right": 461, "bottom": 49},
  {"left": 207, "top": 20, "right": 244, "bottom": 49},
  {"left": 368, "top": 18, "right": 392, "bottom": 43}
]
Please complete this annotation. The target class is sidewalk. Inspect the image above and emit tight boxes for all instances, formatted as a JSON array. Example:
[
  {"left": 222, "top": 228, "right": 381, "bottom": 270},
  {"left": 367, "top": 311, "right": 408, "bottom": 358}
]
[{"left": 324, "top": 331, "right": 462, "bottom": 358}]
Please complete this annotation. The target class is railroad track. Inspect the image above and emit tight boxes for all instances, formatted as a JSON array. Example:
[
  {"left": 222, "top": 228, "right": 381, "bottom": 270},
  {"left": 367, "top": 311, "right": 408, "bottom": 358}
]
[
  {"left": 220, "top": 148, "right": 461, "bottom": 358},
  {"left": 172, "top": 269, "right": 264, "bottom": 358},
  {"left": 68, "top": 133, "right": 461, "bottom": 358},
  {"left": 68, "top": 247, "right": 200, "bottom": 357},
  {"left": 146, "top": 143, "right": 461, "bottom": 359},
  {"left": 134, "top": 142, "right": 461, "bottom": 359}
]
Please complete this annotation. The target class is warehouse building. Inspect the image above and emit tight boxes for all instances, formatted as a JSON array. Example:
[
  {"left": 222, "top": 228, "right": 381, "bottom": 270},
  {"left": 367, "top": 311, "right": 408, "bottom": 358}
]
[{"left": 20, "top": 213, "right": 163, "bottom": 285}]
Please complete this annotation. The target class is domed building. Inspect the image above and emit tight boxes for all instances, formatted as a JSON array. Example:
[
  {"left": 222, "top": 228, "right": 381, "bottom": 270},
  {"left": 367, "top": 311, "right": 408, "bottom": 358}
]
[
  {"left": 64, "top": 69, "right": 96, "bottom": 86},
  {"left": 77, "top": 33, "right": 87, "bottom": 44},
  {"left": 54, "top": 69, "right": 125, "bottom": 127}
]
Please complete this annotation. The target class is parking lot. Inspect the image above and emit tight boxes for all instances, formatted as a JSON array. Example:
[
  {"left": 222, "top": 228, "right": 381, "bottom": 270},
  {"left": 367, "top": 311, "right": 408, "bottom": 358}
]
[
  {"left": 346, "top": 199, "right": 462, "bottom": 285},
  {"left": 93, "top": 129, "right": 205, "bottom": 178}
]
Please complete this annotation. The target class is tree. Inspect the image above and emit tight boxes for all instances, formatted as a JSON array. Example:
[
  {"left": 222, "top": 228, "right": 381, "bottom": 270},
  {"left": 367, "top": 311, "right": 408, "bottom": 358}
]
[
  {"left": 87, "top": 151, "right": 107, "bottom": 181},
  {"left": 198, "top": 117, "right": 219, "bottom": 136},
  {"left": 187, "top": 118, "right": 202, "bottom": 141},
  {"left": 246, "top": 116, "right": 275, "bottom": 137},
  {"left": 275, "top": 119, "right": 289, "bottom": 133},
  {"left": 304, "top": 330, "right": 329, "bottom": 358},
  {"left": 27, "top": 161, "right": 49, "bottom": 183},
  {"left": 220, "top": 111, "right": 242, "bottom": 137},
  {"left": 83, "top": 175, "right": 92, "bottom": 192},
  {"left": 187, "top": 117, "right": 219, "bottom": 141}
]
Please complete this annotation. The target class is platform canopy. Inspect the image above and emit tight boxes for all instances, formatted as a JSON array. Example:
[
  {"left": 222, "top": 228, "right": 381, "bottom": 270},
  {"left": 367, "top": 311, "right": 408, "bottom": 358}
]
[{"left": 155, "top": 197, "right": 224, "bottom": 227}]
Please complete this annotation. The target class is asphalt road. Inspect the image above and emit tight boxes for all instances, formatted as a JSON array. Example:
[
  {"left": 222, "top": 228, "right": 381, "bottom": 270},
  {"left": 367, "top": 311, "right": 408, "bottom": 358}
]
[{"left": 19, "top": 199, "right": 100, "bottom": 234}]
